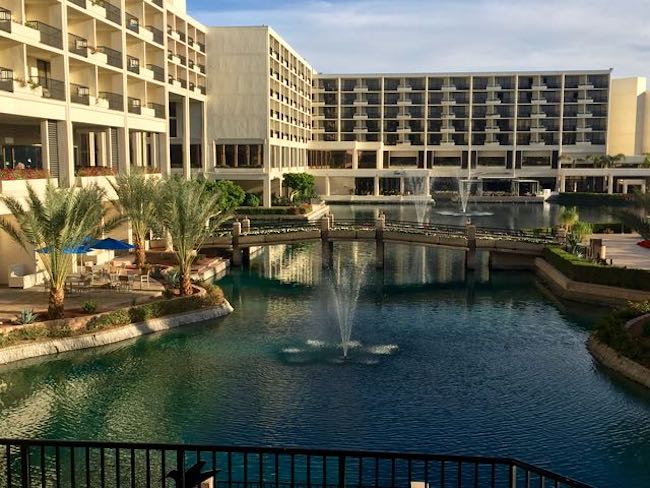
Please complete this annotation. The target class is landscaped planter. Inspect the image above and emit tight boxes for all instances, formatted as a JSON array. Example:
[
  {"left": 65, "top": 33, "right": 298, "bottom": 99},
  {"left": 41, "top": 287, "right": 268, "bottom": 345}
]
[
  {"left": 77, "top": 174, "right": 117, "bottom": 198},
  {"left": 12, "top": 22, "right": 41, "bottom": 42},
  {"left": 140, "top": 29, "right": 154, "bottom": 43},
  {"left": 140, "top": 106, "right": 156, "bottom": 117},
  {"left": 140, "top": 67, "right": 155, "bottom": 80},
  {"left": 12, "top": 80, "right": 42, "bottom": 97},
  {"left": 0, "top": 178, "right": 53, "bottom": 198},
  {"left": 88, "top": 3, "right": 107, "bottom": 18},
  {"left": 95, "top": 97, "right": 110, "bottom": 109},
  {"left": 89, "top": 51, "right": 109, "bottom": 65}
]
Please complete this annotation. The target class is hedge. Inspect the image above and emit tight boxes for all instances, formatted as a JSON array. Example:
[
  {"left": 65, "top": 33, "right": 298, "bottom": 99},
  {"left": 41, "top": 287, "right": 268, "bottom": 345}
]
[
  {"left": 594, "top": 302, "right": 650, "bottom": 367},
  {"left": 524, "top": 222, "right": 631, "bottom": 235},
  {"left": 543, "top": 247, "right": 650, "bottom": 291},
  {"left": 553, "top": 192, "right": 636, "bottom": 207}
]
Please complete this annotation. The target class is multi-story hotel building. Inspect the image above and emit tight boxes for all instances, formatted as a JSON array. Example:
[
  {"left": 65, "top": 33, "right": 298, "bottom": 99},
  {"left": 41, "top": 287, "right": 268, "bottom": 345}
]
[
  {"left": 204, "top": 27, "right": 650, "bottom": 204},
  {"left": 0, "top": 0, "right": 207, "bottom": 284}
]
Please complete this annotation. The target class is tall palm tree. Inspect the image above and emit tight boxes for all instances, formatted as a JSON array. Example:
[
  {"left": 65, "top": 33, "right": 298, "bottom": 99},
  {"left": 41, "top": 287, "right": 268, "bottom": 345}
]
[
  {"left": 617, "top": 191, "right": 650, "bottom": 239},
  {"left": 157, "top": 177, "right": 227, "bottom": 296},
  {"left": 0, "top": 183, "right": 118, "bottom": 319},
  {"left": 109, "top": 169, "right": 160, "bottom": 269}
]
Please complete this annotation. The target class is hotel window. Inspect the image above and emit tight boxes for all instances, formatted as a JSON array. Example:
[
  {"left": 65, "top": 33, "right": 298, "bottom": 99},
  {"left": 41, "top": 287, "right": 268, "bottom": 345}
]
[{"left": 169, "top": 103, "right": 178, "bottom": 138}]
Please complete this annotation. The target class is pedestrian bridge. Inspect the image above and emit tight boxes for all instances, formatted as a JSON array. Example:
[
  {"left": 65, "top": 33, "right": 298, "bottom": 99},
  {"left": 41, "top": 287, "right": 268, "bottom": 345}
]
[{"left": 203, "top": 218, "right": 557, "bottom": 269}]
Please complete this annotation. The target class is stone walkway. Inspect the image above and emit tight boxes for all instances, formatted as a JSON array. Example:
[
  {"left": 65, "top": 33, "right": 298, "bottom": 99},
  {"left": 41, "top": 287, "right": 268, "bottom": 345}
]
[{"left": 594, "top": 233, "right": 650, "bottom": 270}]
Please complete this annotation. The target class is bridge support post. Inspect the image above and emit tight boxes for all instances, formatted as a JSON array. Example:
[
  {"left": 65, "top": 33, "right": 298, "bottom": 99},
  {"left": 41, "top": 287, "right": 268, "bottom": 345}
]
[
  {"left": 241, "top": 217, "right": 251, "bottom": 233},
  {"left": 465, "top": 219, "right": 477, "bottom": 271},
  {"left": 242, "top": 247, "right": 251, "bottom": 267},
  {"left": 232, "top": 221, "right": 242, "bottom": 267},
  {"left": 376, "top": 213, "right": 385, "bottom": 269},
  {"left": 321, "top": 216, "right": 332, "bottom": 269}
]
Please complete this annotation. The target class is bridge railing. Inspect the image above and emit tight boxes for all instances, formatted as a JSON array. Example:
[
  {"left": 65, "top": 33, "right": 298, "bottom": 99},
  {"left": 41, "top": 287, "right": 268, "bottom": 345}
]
[{"left": 0, "top": 438, "right": 594, "bottom": 488}]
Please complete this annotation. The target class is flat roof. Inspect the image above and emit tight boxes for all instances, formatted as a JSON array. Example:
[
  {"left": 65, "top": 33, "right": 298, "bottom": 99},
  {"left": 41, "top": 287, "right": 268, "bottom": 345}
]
[{"left": 314, "top": 69, "right": 612, "bottom": 78}]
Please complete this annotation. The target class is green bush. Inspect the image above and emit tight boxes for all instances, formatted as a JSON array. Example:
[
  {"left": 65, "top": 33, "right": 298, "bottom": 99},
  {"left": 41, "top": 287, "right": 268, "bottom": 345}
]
[
  {"left": 595, "top": 303, "right": 650, "bottom": 366},
  {"left": 243, "top": 193, "right": 260, "bottom": 207},
  {"left": 82, "top": 300, "right": 97, "bottom": 314},
  {"left": 543, "top": 247, "right": 650, "bottom": 291}
]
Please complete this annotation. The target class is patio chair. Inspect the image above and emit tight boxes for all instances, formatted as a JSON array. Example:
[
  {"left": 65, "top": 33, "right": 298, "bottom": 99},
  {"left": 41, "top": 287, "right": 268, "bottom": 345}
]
[
  {"left": 117, "top": 274, "right": 132, "bottom": 292},
  {"left": 139, "top": 271, "right": 150, "bottom": 290}
]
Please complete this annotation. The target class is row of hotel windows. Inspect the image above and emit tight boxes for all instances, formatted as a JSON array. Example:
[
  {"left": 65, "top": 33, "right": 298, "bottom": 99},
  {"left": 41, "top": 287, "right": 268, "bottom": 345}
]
[
  {"left": 316, "top": 75, "right": 609, "bottom": 91},
  {"left": 315, "top": 119, "right": 607, "bottom": 132},
  {"left": 312, "top": 133, "right": 606, "bottom": 145},
  {"left": 307, "top": 150, "right": 561, "bottom": 169},
  {"left": 315, "top": 106, "right": 608, "bottom": 119},
  {"left": 313, "top": 91, "right": 608, "bottom": 105}
]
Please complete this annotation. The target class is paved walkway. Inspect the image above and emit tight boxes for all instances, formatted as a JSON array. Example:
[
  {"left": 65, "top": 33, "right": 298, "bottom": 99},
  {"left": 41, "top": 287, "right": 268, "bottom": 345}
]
[{"left": 594, "top": 233, "right": 650, "bottom": 270}]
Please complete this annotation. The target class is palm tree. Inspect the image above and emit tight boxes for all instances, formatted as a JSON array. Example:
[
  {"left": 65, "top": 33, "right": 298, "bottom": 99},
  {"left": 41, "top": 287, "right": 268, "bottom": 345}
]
[
  {"left": 157, "top": 177, "right": 227, "bottom": 296},
  {"left": 559, "top": 206, "right": 579, "bottom": 231},
  {"left": 0, "top": 183, "right": 118, "bottom": 319},
  {"left": 109, "top": 169, "right": 160, "bottom": 269},
  {"left": 567, "top": 221, "right": 593, "bottom": 254},
  {"left": 617, "top": 191, "right": 650, "bottom": 239},
  {"left": 588, "top": 153, "right": 626, "bottom": 168}
]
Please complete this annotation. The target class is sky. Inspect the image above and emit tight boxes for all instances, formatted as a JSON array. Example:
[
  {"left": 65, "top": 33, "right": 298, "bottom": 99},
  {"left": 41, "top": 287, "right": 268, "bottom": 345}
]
[{"left": 188, "top": 0, "right": 649, "bottom": 79}]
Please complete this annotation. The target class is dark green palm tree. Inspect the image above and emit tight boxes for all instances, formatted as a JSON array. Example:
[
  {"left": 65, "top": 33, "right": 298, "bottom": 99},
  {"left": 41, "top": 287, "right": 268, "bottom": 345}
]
[
  {"left": 0, "top": 183, "right": 120, "bottom": 319},
  {"left": 617, "top": 191, "right": 650, "bottom": 239}
]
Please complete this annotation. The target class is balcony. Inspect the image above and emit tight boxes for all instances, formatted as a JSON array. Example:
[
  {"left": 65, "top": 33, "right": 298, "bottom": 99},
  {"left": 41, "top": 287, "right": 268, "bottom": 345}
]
[
  {"left": 98, "top": 91, "right": 122, "bottom": 110},
  {"left": 397, "top": 127, "right": 412, "bottom": 133},
  {"left": 99, "top": 0, "right": 121, "bottom": 25},
  {"left": 70, "top": 83, "right": 90, "bottom": 105},
  {"left": 353, "top": 99, "right": 368, "bottom": 106},
  {"left": 397, "top": 113, "right": 412, "bottom": 120},
  {"left": 531, "top": 98, "right": 547, "bottom": 105},
  {"left": 441, "top": 126, "right": 456, "bottom": 133},
  {"left": 486, "top": 98, "right": 501, "bottom": 105},
  {"left": 577, "top": 111, "right": 593, "bottom": 118},
  {"left": 486, "top": 84, "right": 502, "bottom": 91},
  {"left": 578, "top": 83, "right": 595, "bottom": 90},
  {"left": 353, "top": 85, "right": 368, "bottom": 93},
  {"left": 353, "top": 126, "right": 368, "bottom": 133},
  {"left": 532, "top": 84, "right": 547, "bottom": 90},
  {"left": 441, "top": 84, "right": 457, "bottom": 92},
  {"left": 147, "top": 102, "right": 164, "bottom": 118},
  {"left": 397, "top": 99, "right": 413, "bottom": 106},
  {"left": 69, "top": 0, "right": 86, "bottom": 7},
  {"left": 440, "top": 99, "right": 456, "bottom": 106},
  {"left": 125, "top": 12, "right": 139, "bottom": 33},
  {"left": 578, "top": 97, "right": 594, "bottom": 104},
  {"left": 151, "top": 0, "right": 162, "bottom": 7},
  {"left": 530, "top": 112, "right": 547, "bottom": 118},
  {"left": 577, "top": 126, "right": 593, "bottom": 132},
  {"left": 146, "top": 64, "right": 164, "bottom": 82},
  {"left": 167, "top": 52, "right": 181, "bottom": 64},
  {"left": 127, "top": 97, "right": 141, "bottom": 114},
  {"left": 0, "top": 67, "right": 12, "bottom": 92},
  {"left": 95, "top": 46, "right": 122, "bottom": 68},
  {"left": 146, "top": 26, "right": 163, "bottom": 45},
  {"left": 530, "top": 126, "right": 547, "bottom": 132},
  {"left": 353, "top": 113, "right": 368, "bottom": 120},
  {"left": 68, "top": 33, "right": 88, "bottom": 57},
  {"left": 485, "top": 113, "right": 501, "bottom": 119},
  {"left": 179, "top": 78, "right": 187, "bottom": 89},
  {"left": 25, "top": 21, "right": 62, "bottom": 49},
  {"left": 127, "top": 55, "right": 140, "bottom": 74},
  {"left": 397, "top": 85, "right": 412, "bottom": 92},
  {"left": 0, "top": 7, "right": 11, "bottom": 33},
  {"left": 485, "top": 126, "right": 500, "bottom": 133}
]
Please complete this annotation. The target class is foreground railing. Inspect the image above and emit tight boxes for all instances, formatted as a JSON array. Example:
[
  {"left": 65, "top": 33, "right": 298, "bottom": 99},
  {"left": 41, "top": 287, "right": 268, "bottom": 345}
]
[{"left": 0, "top": 439, "right": 593, "bottom": 488}]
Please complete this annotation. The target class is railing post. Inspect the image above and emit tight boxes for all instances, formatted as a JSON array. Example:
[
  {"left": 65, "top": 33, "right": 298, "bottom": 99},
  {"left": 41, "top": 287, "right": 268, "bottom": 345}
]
[
  {"left": 321, "top": 215, "right": 333, "bottom": 269},
  {"left": 20, "top": 445, "right": 29, "bottom": 488},
  {"left": 376, "top": 213, "right": 385, "bottom": 269},
  {"left": 465, "top": 218, "right": 477, "bottom": 271},
  {"left": 232, "top": 221, "right": 242, "bottom": 267},
  {"left": 241, "top": 217, "right": 251, "bottom": 233},
  {"left": 338, "top": 456, "right": 346, "bottom": 488},
  {"left": 508, "top": 464, "right": 517, "bottom": 488},
  {"left": 177, "top": 448, "right": 186, "bottom": 488}
]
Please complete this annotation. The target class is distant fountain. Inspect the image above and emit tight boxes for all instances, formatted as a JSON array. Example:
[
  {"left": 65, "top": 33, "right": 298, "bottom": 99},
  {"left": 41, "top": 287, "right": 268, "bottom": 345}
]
[
  {"left": 326, "top": 257, "right": 367, "bottom": 358},
  {"left": 405, "top": 175, "right": 432, "bottom": 225},
  {"left": 458, "top": 178, "right": 473, "bottom": 214}
]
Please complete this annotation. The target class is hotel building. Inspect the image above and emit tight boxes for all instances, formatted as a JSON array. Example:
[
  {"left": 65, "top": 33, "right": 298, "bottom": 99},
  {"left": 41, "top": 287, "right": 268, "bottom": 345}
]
[{"left": 0, "top": 0, "right": 207, "bottom": 284}]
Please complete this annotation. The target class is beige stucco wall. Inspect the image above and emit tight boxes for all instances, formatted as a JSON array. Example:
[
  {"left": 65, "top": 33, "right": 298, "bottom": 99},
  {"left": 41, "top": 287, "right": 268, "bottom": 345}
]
[
  {"left": 608, "top": 77, "right": 647, "bottom": 156},
  {"left": 205, "top": 27, "right": 269, "bottom": 143}
]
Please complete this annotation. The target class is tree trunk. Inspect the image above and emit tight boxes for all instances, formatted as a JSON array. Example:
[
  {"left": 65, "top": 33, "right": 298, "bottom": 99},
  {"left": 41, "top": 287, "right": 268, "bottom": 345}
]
[
  {"left": 134, "top": 237, "right": 146, "bottom": 270},
  {"left": 180, "top": 270, "right": 193, "bottom": 296},
  {"left": 48, "top": 286, "right": 65, "bottom": 320}
]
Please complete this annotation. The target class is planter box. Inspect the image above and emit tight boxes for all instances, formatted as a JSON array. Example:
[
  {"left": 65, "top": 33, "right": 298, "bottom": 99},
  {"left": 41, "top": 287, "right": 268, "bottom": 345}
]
[
  {"left": 0, "top": 178, "right": 52, "bottom": 198},
  {"left": 89, "top": 51, "right": 108, "bottom": 65},
  {"left": 140, "top": 29, "right": 154, "bottom": 43},
  {"left": 12, "top": 22, "right": 41, "bottom": 43},
  {"left": 170, "top": 31, "right": 180, "bottom": 41},
  {"left": 141, "top": 67, "right": 154, "bottom": 80},
  {"left": 172, "top": 80, "right": 181, "bottom": 88},
  {"left": 88, "top": 3, "right": 107, "bottom": 18},
  {"left": 170, "top": 55, "right": 181, "bottom": 64},
  {"left": 193, "top": 87, "right": 202, "bottom": 95},
  {"left": 12, "top": 81, "right": 42, "bottom": 97},
  {"left": 95, "top": 97, "right": 110, "bottom": 109},
  {"left": 140, "top": 106, "right": 155, "bottom": 117}
]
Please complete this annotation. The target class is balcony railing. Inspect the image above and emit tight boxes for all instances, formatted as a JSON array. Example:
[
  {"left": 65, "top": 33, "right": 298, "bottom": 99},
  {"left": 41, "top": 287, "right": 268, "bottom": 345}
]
[
  {"left": 146, "top": 25, "right": 163, "bottom": 44},
  {"left": 127, "top": 96, "right": 141, "bottom": 114},
  {"left": 98, "top": 91, "right": 123, "bottom": 110},
  {"left": 148, "top": 102, "right": 164, "bottom": 118},
  {"left": 0, "top": 438, "right": 595, "bottom": 488},
  {"left": 0, "top": 7, "right": 11, "bottom": 33},
  {"left": 102, "top": 0, "right": 122, "bottom": 25},
  {"left": 125, "top": 12, "right": 139, "bottom": 33},
  {"left": 179, "top": 78, "right": 187, "bottom": 89},
  {"left": 198, "top": 41, "right": 205, "bottom": 52},
  {"left": 127, "top": 55, "right": 140, "bottom": 74},
  {"left": 68, "top": 33, "right": 88, "bottom": 57},
  {"left": 96, "top": 46, "right": 122, "bottom": 68},
  {"left": 25, "top": 21, "right": 63, "bottom": 49},
  {"left": 69, "top": 0, "right": 86, "bottom": 8},
  {"left": 146, "top": 64, "right": 164, "bottom": 82},
  {"left": 151, "top": 0, "right": 163, "bottom": 7},
  {"left": 36, "top": 76, "right": 65, "bottom": 101},
  {"left": 178, "top": 55, "right": 186, "bottom": 66},
  {"left": 70, "top": 83, "right": 89, "bottom": 105},
  {"left": 0, "top": 67, "right": 13, "bottom": 92},
  {"left": 197, "top": 63, "right": 205, "bottom": 74},
  {"left": 198, "top": 85, "right": 206, "bottom": 94}
]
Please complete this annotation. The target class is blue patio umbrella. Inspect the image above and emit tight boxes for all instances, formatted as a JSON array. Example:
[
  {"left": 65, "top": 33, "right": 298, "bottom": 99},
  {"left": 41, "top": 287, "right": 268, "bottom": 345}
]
[
  {"left": 36, "top": 244, "right": 90, "bottom": 254},
  {"left": 89, "top": 237, "right": 135, "bottom": 251}
]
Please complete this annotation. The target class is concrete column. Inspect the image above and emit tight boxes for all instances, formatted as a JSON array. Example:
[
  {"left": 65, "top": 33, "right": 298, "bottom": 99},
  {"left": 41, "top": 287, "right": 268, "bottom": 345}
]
[
  {"left": 263, "top": 178, "right": 272, "bottom": 207},
  {"left": 399, "top": 177, "right": 405, "bottom": 195},
  {"left": 607, "top": 175, "right": 614, "bottom": 194},
  {"left": 105, "top": 128, "right": 114, "bottom": 170},
  {"left": 117, "top": 126, "right": 130, "bottom": 176},
  {"left": 201, "top": 103, "right": 209, "bottom": 174},
  {"left": 141, "top": 132, "right": 149, "bottom": 168},
  {"left": 88, "top": 132, "right": 96, "bottom": 167},
  {"left": 374, "top": 175, "right": 380, "bottom": 196},
  {"left": 324, "top": 176, "right": 331, "bottom": 197},
  {"left": 182, "top": 97, "right": 191, "bottom": 179},
  {"left": 161, "top": 132, "right": 171, "bottom": 175},
  {"left": 130, "top": 131, "right": 142, "bottom": 167},
  {"left": 96, "top": 131, "right": 107, "bottom": 167},
  {"left": 40, "top": 120, "right": 50, "bottom": 173},
  {"left": 231, "top": 221, "right": 242, "bottom": 267},
  {"left": 559, "top": 175, "right": 566, "bottom": 192},
  {"left": 150, "top": 132, "right": 158, "bottom": 170},
  {"left": 57, "top": 119, "right": 74, "bottom": 187},
  {"left": 352, "top": 149, "right": 358, "bottom": 170}
]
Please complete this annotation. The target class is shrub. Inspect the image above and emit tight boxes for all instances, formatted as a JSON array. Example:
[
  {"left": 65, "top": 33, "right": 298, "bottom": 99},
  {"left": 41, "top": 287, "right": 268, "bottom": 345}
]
[
  {"left": 243, "top": 193, "right": 260, "bottom": 207},
  {"left": 543, "top": 247, "right": 650, "bottom": 291},
  {"left": 16, "top": 309, "right": 39, "bottom": 325},
  {"left": 202, "top": 284, "right": 225, "bottom": 306},
  {"left": 47, "top": 321, "right": 72, "bottom": 338},
  {"left": 595, "top": 303, "right": 650, "bottom": 367},
  {"left": 81, "top": 300, "right": 97, "bottom": 314}
]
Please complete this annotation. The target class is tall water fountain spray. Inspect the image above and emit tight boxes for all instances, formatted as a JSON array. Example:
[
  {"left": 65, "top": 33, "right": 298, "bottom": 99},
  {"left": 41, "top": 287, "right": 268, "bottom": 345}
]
[
  {"left": 405, "top": 175, "right": 432, "bottom": 225},
  {"left": 327, "top": 256, "right": 367, "bottom": 358},
  {"left": 457, "top": 179, "right": 473, "bottom": 214}
]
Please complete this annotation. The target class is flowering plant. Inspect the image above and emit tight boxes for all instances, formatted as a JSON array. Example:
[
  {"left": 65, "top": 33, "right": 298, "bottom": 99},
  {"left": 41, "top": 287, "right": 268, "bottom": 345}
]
[
  {"left": 0, "top": 168, "right": 49, "bottom": 180},
  {"left": 75, "top": 166, "right": 116, "bottom": 177}
]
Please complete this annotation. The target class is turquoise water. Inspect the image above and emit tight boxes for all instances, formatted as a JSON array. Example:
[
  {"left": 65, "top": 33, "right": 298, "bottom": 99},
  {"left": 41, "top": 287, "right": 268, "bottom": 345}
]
[{"left": 0, "top": 242, "right": 649, "bottom": 488}]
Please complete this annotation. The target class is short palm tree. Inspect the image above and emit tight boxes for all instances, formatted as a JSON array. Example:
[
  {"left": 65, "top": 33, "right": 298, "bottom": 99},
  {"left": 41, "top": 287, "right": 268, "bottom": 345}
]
[
  {"left": 0, "top": 183, "right": 118, "bottom": 319},
  {"left": 157, "top": 178, "right": 227, "bottom": 296},
  {"left": 559, "top": 206, "right": 579, "bottom": 231},
  {"left": 616, "top": 191, "right": 650, "bottom": 239},
  {"left": 109, "top": 169, "right": 160, "bottom": 269}
]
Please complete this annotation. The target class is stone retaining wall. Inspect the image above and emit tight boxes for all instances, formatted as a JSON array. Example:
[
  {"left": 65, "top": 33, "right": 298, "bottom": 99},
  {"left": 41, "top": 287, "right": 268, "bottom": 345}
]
[
  {"left": 587, "top": 336, "right": 650, "bottom": 389},
  {"left": 0, "top": 300, "right": 234, "bottom": 366}
]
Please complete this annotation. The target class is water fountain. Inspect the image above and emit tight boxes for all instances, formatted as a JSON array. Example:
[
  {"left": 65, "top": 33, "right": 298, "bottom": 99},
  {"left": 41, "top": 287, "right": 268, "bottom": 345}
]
[
  {"left": 458, "top": 178, "right": 472, "bottom": 214},
  {"left": 404, "top": 175, "right": 432, "bottom": 225}
]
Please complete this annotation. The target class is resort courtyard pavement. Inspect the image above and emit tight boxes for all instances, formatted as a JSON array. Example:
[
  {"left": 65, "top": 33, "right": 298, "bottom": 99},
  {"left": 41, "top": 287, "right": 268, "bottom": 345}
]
[{"left": 595, "top": 233, "right": 650, "bottom": 270}]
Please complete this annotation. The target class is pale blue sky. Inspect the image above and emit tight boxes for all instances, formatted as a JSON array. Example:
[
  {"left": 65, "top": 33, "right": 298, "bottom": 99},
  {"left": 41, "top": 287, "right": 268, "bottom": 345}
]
[{"left": 188, "top": 0, "right": 649, "bottom": 78}]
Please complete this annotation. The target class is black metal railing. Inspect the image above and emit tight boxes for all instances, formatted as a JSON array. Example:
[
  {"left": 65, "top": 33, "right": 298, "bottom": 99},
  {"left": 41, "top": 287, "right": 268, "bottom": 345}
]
[
  {"left": 36, "top": 76, "right": 65, "bottom": 101},
  {"left": 179, "top": 55, "right": 186, "bottom": 66},
  {"left": 125, "top": 12, "right": 139, "bottom": 33},
  {"left": 147, "top": 63, "right": 164, "bottom": 81},
  {"left": 69, "top": 0, "right": 86, "bottom": 8},
  {"left": 148, "top": 102, "right": 164, "bottom": 118},
  {"left": 198, "top": 41, "right": 205, "bottom": 52},
  {"left": 179, "top": 78, "right": 187, "bottom": 89},
  {"left": 70, "top": 83, "right": 90, "bottom": 105},
  {"left": 0, "top": 67, "right": 13, "bottom": 92},
  {"left": 146, "top": 25, "right": 163, "bottom": 44},
  {"left": 103, "top": 0, "right": 122, "bottom": 25},
  {"left": 0, "top": 439, "right": 594, "bottom": 488},
  {"left": 127, "top": 96, "right": 141, "bottom": 114},
  {"left": 25, "top": 20, "right": 63, "bottom": 49},
  {"left": 0, "top": 7, "right": 11, "bottom": 33},
  {"left": 98, "top": 91, "right": 123, "bottom": 110},
  {"left": 151, "top": 0, "right": 163, "bottom": 7},
  {"left": 127, "top": 55, "right": 140, "bottom": 74},
  {"left": 199, "top": 85, "right": 206, "bottom": 95},
  {"left": 96, "top": 45, "right": 122, "bottom": 68},
  {"left": 68, "top": 32, "right": 88, "bottom": 56},
  {"left": 178, "top": 31, "right": 186, "bottom": 42}
]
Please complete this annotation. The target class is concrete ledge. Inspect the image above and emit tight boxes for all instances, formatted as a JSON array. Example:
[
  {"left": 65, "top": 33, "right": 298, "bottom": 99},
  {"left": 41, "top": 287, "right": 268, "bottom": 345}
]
[
  {"left": 0, "top": 300, "right": 234, "bottom": 366},
  {"left": 535, "top": 257, "right": 650, "bottom": 303},
  {"left": 587, "top": 336, "right": 650, "bottom": 389}
]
